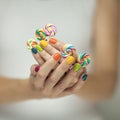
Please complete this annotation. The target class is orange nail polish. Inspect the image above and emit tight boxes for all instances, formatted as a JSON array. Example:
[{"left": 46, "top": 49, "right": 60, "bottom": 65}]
[
  {"left": 53, "top": 53, "right": 61, "bottom": 61},
  {"left": 49, "top": 38, "right": 57, "bottom": 44}
]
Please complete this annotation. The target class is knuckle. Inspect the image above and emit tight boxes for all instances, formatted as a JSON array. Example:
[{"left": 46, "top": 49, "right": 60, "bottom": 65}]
[
  {"left": 37, "top": 72, "right": 46, "bottom": 79},
  {"left": 58, "top": 84, "right": 65, "bottom": 90},
  {"left": 70, "top": 71, "right": 76, "bottom": 76},
  {"left": 60, "top": 65, "right": 68, "bottom": 71},
  {"left": 49, "top": 76, "right": 57, "bottom": 83}
]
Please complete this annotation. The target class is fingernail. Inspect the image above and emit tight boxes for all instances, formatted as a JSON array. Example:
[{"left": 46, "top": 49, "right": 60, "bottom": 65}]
[
  {"left": 73, "top": 63, "right": 82, "bottom": 72},
  {"left": 31, "top": 48, "right": 37, "bottom": 54},
  {"left": 36, "top": 44, "right": 43, "bottom": 52},
  {"left": 40, "top": 40, "right": 48, "bottom": 47},
  {"left": 82, "top": 73, "right": 88, "bottom": 81},
  {"left": 35, "top": 66, "right": 40, "bottom": 72},
  {"left": 53, "top": 53, "right": 61, "bottom": 61},
  {"left": 49, "top": 38, "right": 57, "bottom": 44},
  {"left": 66, "top": 56, "right": 75, "bottom": 65}
]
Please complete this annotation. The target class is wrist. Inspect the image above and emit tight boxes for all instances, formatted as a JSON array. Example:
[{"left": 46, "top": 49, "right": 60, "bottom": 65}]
[{"left": 23, "top": 78, "right": 43, "bottom": 100}]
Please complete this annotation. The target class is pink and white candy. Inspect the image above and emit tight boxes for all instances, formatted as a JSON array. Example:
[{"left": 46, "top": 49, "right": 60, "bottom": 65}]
[{"left": 44, "top": 24, "right": 57, "bottom": 37}]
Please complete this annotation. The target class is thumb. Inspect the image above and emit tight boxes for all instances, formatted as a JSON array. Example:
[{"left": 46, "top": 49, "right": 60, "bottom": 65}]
[{"left": 30, "top": 64, "right": 40, "bottom": 76}]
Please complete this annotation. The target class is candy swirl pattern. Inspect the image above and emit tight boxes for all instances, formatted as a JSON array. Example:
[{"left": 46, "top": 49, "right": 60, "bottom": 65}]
[
  {"left": 77, "top": 52, "right": 91, "bottom": 67},
  {"left": 44, "top": 24, "right": 57, "bottom": 37},
  {"left": 35, "top": 29, "right": 47, "bottom": 40},
  {"left": 61, "top": 44, "right": 76, "bottom": 57},
  {"left": 26, "top": 38, "right": 38, "bottom": 50}
]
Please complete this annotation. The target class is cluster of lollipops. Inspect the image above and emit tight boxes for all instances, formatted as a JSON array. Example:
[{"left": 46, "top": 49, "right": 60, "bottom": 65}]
[{"left": 26, "top": 24, "right": 91, "bottom": 68}]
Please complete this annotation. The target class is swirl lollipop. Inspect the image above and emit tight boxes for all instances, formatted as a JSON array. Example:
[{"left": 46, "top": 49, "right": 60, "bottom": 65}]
[
  {"left": 35, "top": 28, "right": 47, "bottom": 40},
  {"left": 44, "top": 24, "right": 57, "bottom": 37},
  {"left": 61, "top": 44, "right": 76, "bottom": 58},
  {"left": 26, "top": 38, "right": 38, "bottom": 50},
  {"left": 77, "top": 52, "right": 91, "bottom": 67}
]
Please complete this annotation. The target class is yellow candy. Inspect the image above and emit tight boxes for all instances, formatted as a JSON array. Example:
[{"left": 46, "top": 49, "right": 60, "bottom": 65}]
[
  {"left": 66, "top": 56, "right": 75, "bottom": 65},
  {"left": 40, "top": 40, "right": 48, "bottom": 47}
]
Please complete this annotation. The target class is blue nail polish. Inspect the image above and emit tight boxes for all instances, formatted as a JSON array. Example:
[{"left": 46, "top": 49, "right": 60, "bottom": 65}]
[
  {"left": 82, "top": 74, "right": 88, "bottom": 81},
  {"left": 31, "top": 48, "right": 37, "bottom": 54}
]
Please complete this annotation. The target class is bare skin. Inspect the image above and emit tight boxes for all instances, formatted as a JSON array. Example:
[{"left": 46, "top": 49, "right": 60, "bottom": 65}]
[{"left": 0, "top": 0, "right": 119, "bottom": 103}]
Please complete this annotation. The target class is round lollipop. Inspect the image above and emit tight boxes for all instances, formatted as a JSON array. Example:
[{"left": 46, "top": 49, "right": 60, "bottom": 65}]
[
  {"left": 44, "top": 24, "right": 57, "bottom": 37},
  {"left": 61, "top": 44, "right": 76, "bottom": 58},
  {"left": 26, "top": 38, "right": 38, "bottom": 50},
  {"left": 77, "top": 52, "right": 91, "bottom": 67},
  {"left": 35, "top": 28, "right": 47, "bottom": 40}
]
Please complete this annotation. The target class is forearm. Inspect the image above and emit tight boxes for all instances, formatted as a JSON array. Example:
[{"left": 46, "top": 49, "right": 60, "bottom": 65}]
[
  {"left": 77, "top": 0, "right": 119, "bottom": 101},
  {"left": 94, "top": 0, "right": 119, "bottom": 73},
  {"left": 77, "top": 72, "right": 117, "bottom": 102},
  {"left": 0, "top": 77, "right": 36, "bottom": 104}
]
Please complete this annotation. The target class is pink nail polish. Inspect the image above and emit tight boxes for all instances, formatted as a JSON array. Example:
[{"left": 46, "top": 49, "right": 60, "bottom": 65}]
[{"left": 35, "top": 66, "right": 40, "bottom": 72}]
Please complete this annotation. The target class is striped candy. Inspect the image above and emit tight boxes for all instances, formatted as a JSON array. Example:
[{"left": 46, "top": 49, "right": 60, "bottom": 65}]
[
  {"left": 77, "top": 52, "right": 91, "bottom": 67},
  {"left": 61, "top": 44, "right": 76, "bottom": 58},
  {"left": 26, "top": 38, "right": 38, "bottom": 50},
  {"left": 44, "top": 24, "right": 57, "bottom": 37},
  {"left": 35, "top": 29, "right": 47, "bottom": 40}
]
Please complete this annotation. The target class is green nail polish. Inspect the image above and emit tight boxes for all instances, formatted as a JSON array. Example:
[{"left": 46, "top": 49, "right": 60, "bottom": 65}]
[
  {"left": 73, "top": 63, "right": 81, "bottom": 72},
  {"left": 36, "top": 44, "right": 43, "bottom": 52}
]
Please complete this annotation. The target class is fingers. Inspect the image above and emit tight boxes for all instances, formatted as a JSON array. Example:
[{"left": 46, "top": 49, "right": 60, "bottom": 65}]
[
  {"left": 66, "top": 72, "right": 87, "bottom": 93},
  {"left": 30, "top": 64, "right": 40, "bottom": 88},
  {"left": 31, "top": 46, "right": 51, "bottom": 62},
  {"left": 51, "top": 71, "right": 87, "bottom": 98},
  {"left": 30, "top": 64, "right": 40, "bottom": 76},
  {"left": 68, "top": 64, "right": 86, "bottom": 87},
  {"left": 44, "top": 56, "right": 75, "bottom": 90},
  {"left": 33, "top": 53, "right": 61, "bottom": 89},
  {"left": 40, "top": 40, "right": 60, "bottom": 55},
  {"left": 53, "top": 68, "right": 83, "bottom": 95},
  {"left": 48, "top": 38, "right": 64, "bottom": 51},
  {"left": 31, "top": 48, "right": 45, "bottom": 65}
]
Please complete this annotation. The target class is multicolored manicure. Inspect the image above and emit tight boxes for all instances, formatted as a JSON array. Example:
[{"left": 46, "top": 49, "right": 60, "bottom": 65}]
[
  {"left": 36, "top": 44, "right": 43, "bottom": 52},
  {"left": 31, "top": 48, "right": 37, "bottom": 54},
  {"left": 66, "top": 56, "right": 75, "bottom": 65},
  {"left": 53, "top": 53, "right": 61, "bottom": 61},
  {"left": 82, "top": 73, "right": 88, "bottom": 81},
  {"left": 35, "top": 66, "right": 40, "bottom": 72},
  {"left": 40, "top": 40, "right": 48, "bottom": 47},
  {"left": 73, "top": 63, "right": 82, "bottom": 72},
  {"left": 49, "top": 38, "right": 57, "bottom": 44}
]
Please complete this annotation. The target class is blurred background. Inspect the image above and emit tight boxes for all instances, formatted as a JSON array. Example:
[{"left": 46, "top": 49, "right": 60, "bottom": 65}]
[
  {"left": 97, "top": 45, "right": 120, "bottom": 120},
  {"left": 0, "top": 0, "right": 119, "bottom": 120}
]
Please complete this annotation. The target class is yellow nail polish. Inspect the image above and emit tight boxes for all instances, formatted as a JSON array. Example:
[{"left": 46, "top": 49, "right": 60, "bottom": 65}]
[
  {"left": 40, "top": 40, "right": 48, "bottom": 47},
  {"left": 66, "top": 56, "right": 75, "bottom": 65}
]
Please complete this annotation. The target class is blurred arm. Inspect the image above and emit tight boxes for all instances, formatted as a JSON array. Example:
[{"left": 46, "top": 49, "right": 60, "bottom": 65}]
[
  {"left": 0, "top": 77, "right": 36, "bottom": 103},
  {"left": 77, "top": 0, "right": 119, "bottom": 101}
]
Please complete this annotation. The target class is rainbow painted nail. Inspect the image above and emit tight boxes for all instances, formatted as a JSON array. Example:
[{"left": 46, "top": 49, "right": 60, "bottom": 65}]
[
  {"left": 66, "top": 56, "right": 75, "bottom": 65},
  {"left": 53, "top": 53, "right": 61, "bottom": 61},
  {"left": 49, "top": 38, "right": 57, "bottom": 44},
  {"left": 40, "top": 40, "right": 48, "bottom": 47}
]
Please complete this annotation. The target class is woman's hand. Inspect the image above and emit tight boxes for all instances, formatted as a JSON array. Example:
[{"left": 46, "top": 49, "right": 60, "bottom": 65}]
[
  {"left": 29, "top": 54, "right": 87, "bottom": 98},
  {"left": 29, "top": 38, "right": 87, "bottom": 98},
  {"left": 31, "top": 38, "right": 77, "bottom": 65}
]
